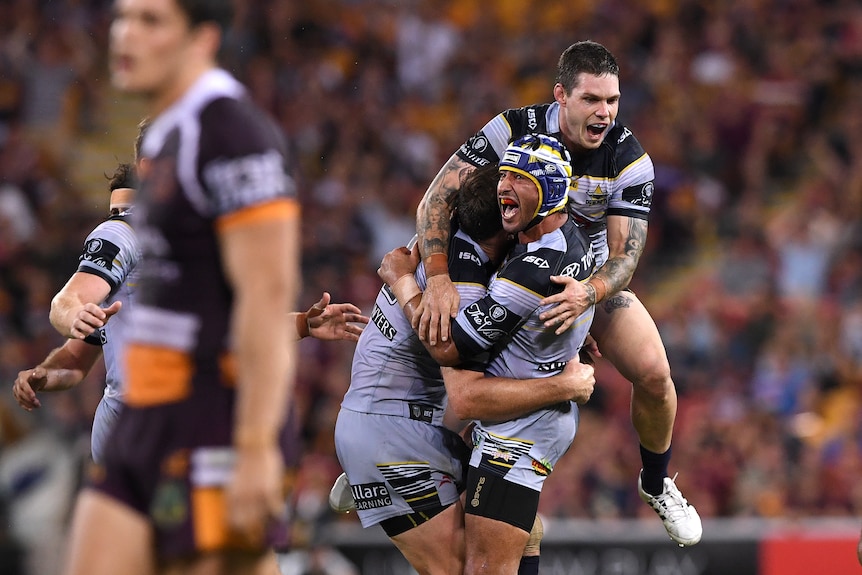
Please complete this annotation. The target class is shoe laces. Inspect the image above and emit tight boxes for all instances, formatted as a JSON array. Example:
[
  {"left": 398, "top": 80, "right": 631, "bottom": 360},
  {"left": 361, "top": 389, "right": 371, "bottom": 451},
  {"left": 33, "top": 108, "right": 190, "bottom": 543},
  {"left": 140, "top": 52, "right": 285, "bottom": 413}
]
[{"left": 650, "top": 473, "right": 692, "bottom": 520}]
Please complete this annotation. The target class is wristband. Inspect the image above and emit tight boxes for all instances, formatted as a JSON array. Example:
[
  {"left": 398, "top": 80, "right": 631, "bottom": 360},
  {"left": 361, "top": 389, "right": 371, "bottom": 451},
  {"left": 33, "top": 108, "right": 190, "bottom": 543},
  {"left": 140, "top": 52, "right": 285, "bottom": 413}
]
[
  {"left": 295, "top": 312, "right": 310, "bottom": 339},
  {"left": 392, "top": 274, "right": 422, "bottom": 307},
  {"left": 423, "top": 253, "right": 448, "bottom": 277},
  {"left": 589, "top": 275, "right": 610, "bottom": 303}
]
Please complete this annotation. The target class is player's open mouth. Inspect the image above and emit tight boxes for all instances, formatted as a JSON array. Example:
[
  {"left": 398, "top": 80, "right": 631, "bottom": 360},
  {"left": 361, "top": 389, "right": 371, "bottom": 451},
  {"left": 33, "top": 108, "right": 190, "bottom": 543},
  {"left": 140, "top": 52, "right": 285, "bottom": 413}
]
[
  {"left": 500, "top": 196, "right": 519, "bottom": 219},
  {"left": 587, "top": 124, "right": 607, "bottom": 137}
]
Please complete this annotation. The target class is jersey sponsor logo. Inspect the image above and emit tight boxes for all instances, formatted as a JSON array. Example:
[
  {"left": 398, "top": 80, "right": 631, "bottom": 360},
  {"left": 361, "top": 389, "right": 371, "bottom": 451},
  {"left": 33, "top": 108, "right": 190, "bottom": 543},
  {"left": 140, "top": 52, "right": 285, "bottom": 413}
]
[
  {"left": 371, "top": 304, "right": 397, "bottom": 341},
  {"left": 470, "top": 475, "right": 486, "bottom": 507},
  {"left": 458, "top": 144, "right": 493, "bottom": 167},
  {"left": 527, "top": 108, "right": 537, "bottom": 130},
  {"left": 203, "top": 149, "right": 292, "bottom": 213},
  {"left": 559, "top": 247, "right": 595, "bottom": 279},
  {"left": 523, "top": 254, "right": 549, "bottom": 269},
  {"left": 350, "top": 482, "right": 392, "bottom": 510},
  {"left": 465, "top": 303, "right": 508, "bottom": 342},
  {"left": 616, "top": 127, "right": 633, "bottom": 144},
  {"left": 471, "top": 136, "right": 488, "bottom": 152},
  {"left": 622, "top": 181, "right": 654, "bottom": 208},
  {"left": 408, "top": 402, "right": 435, "bottom": 423},
  {"left": 81, "top": 238, "right": 121, "bottom": 270},
  {"left": 537, "top": 361, "right": 567, "bottom": 373},
  {"left": 458, "top": 250, "right": 482, "bottom": 267}
]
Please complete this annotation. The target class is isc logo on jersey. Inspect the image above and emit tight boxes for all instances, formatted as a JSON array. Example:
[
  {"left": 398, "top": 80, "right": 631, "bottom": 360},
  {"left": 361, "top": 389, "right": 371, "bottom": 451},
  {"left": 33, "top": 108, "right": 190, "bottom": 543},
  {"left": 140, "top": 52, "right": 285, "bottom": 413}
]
[
  {"left": 523, "top": 255, "right": 549, "bottom": 268},
  {"left": 458, "top": 251, "right": 482, "bottom": 266}
]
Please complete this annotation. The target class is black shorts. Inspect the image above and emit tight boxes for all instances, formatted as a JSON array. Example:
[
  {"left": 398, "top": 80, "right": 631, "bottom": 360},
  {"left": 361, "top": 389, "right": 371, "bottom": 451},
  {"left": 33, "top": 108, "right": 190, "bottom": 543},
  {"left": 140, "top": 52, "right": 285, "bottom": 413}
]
[{"left": 463, "top": 467, "right": 539, "bottom": 533}]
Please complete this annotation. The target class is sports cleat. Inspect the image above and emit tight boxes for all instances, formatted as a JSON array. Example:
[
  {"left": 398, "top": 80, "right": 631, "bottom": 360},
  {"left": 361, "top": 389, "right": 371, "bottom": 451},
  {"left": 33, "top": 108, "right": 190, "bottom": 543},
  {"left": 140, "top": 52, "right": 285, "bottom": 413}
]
[
  {"left": 328, "top": 472, "right": 355, "bottom": 513},
  {"left": 638, "top": 471, "right": 702, "bottom": 547}
]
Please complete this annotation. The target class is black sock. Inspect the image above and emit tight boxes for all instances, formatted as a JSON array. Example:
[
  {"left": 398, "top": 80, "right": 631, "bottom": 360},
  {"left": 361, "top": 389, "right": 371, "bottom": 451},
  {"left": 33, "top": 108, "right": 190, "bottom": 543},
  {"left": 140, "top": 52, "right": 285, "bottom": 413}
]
[
  {"left": 640, "top": 444, "right": 671, "bottom": 496},
  {"left": 518, "top": 555, "right": 540, "bottom": 575}
]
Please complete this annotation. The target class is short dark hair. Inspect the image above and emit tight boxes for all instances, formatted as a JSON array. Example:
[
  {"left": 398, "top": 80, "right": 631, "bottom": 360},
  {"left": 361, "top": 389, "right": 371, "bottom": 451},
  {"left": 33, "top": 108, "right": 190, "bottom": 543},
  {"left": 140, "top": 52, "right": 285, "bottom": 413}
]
[
  {"left": 108, "top": 163, "right": 136, "bottom": 191},
  {"left": 175, "top": 0, "right": 233, "bottom": 34},
  {"left": 454, "top": 163, "right": 503, "bottom": 242},
  {"left": 556, "top": 40, "right": 620, "bottom": 93}
]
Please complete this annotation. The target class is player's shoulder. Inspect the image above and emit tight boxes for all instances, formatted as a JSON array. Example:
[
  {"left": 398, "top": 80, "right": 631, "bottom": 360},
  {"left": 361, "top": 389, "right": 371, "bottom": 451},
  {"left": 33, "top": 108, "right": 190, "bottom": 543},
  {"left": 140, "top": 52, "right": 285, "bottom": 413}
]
[
  {"left": 500, "top": 102, "right": 556, "bottom": 135},
  {"left": 603, "top": 120, "right": 649, "bottom": 166},
  {"left": 199, "top": 96, "right": 286, "bottom": 157}
]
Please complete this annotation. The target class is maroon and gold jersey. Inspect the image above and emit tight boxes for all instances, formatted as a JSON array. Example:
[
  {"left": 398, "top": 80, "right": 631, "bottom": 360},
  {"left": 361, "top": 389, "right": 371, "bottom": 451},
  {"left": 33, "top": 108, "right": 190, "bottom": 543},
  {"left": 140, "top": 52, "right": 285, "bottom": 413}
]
[{"left": 126, "top": 69, "right": 298, "bottom": 408}]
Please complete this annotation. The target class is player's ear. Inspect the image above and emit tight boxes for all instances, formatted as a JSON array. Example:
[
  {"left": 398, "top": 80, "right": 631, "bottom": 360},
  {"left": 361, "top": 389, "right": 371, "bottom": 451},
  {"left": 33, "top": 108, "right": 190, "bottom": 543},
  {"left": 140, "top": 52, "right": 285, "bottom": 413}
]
[
  {"left": 553, "top": 83, "right": 567, "bottom": 105},
  {"left": 190, "top": 21, "right": 222, "bottom": 62}
]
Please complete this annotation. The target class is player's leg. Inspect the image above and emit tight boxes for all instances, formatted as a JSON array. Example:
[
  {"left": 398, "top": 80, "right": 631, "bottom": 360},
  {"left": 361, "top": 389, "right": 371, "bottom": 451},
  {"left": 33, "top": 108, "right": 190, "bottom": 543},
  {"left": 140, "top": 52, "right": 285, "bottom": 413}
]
[
  {"left": 463, "top": 469, "right": 538, "bottom": 575},
  {"left": 517, "top": 514, "right": 542, "bottom": 575},
  {"left": 64, "top": 489, "right": 155, "bottom": 575},
  {"left": 591, "top": 290, "right": 676, "bottom": 457},
  {"left": 590, "top": 290, "right": 701, "bottom": 546},
  {"left": 388, "top": 501, "right": 466, "bottom": 575}
]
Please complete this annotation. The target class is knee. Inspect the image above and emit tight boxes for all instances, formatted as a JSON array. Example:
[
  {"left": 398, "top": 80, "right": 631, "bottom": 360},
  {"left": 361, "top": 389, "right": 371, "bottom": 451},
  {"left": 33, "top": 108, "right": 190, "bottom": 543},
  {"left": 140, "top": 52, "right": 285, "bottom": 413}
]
[{"left": 630, "top": 355, "right": 674, "bottom": 403}]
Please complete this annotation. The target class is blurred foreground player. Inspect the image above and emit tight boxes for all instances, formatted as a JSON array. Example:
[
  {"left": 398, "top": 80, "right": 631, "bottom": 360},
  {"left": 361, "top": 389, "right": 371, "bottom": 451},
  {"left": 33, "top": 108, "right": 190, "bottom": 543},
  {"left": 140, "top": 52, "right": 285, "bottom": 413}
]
[{"left": 63, "top": 1, "right": 302, "bottom": 574}]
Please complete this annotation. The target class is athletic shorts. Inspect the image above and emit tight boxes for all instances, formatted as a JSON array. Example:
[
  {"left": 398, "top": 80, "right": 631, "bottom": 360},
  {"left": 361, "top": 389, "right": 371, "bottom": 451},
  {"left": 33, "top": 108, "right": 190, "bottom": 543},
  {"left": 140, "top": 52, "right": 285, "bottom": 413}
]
[
  {"left": 334, "top": 408, "right": 469, "bottom": 529},
  {"left": 91, "top": 394, "right": 123, "bottom": 464},
  {"left": 87, "top": 387, "right": 293, "bottom": 560},
  {"left": 468, "top": 403, "right": 578, "bottom": 491}
]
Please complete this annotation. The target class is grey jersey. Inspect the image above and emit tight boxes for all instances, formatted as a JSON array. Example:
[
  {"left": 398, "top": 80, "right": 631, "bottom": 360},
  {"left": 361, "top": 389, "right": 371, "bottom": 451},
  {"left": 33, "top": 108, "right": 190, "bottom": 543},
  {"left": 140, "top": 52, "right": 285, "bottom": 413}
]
[
  {"left": 450, "top": 218, "right": 596, "bottom": 488},
  {"left": 342, "top": 228, "right": 494, "bottom": 426},
  {"left": 76, "top": 213, "right": 140, "bottom": 399}
]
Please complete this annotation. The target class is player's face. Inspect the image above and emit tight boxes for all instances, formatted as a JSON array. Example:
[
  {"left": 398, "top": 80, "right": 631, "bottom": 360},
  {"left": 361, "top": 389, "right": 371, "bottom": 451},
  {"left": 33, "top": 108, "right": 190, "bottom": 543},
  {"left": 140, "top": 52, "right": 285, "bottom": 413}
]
[
  {"left": 497, "top": 170, "right": 540, "bottom": 235},
  {"left": 109, "top": 0, "right": 193, "bottom": 97},
  {"left": 556, "top": 72, "right": 620, "bottom": 153}
]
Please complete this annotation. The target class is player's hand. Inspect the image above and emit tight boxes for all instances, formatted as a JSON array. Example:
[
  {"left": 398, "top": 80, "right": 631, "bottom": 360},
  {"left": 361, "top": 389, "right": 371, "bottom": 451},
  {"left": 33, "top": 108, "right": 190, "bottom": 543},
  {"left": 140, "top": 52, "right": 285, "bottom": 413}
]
[
  {"left": 226, "top": 444, "right": 285, "bottom": 544},
  {"left": 306, "top": 292, "right": 369, "bottom": 342},
  {"left": 413, "top": 274, "right": 459, "bottom": 346},
  {"left": 560, "top": 358, "right": 596, "bottom": 405},
  {"left": 13, "top": 367, "right": 47, "bottom": 411},
  {"left": 579, "top": 334, "right": 601, "bottom": 365},
  {"left": 69, "top": 301, "right": 122, "bottom": 340},
  {"left": 539, "top": 275, "right": 591, "bottom": 335},
  {"left": 377, "top": 245, "right": 420, "bottom": 287}
]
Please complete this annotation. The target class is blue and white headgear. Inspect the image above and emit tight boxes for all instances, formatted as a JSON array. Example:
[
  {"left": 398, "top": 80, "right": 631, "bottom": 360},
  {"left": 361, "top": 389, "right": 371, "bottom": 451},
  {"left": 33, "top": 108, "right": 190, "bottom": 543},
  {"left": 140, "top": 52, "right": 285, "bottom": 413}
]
[{"left": 499, "top": 133, "right": 572, "bottom": 225}]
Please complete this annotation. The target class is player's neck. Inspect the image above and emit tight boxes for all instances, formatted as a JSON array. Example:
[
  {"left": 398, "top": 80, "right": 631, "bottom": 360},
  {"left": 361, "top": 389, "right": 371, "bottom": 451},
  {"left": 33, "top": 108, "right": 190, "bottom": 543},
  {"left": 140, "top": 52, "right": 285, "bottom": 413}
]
[
  {"left": 518, "top": 212, "right": 567, "bottom": 244},
  {"left": 148, "top": 61, "right": 216, "bottom": 117}
]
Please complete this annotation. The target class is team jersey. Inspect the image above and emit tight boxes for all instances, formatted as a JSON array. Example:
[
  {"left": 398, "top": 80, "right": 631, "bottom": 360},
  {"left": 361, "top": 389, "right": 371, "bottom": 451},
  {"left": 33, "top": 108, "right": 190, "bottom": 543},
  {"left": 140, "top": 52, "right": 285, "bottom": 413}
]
[
  {"left": 126, "top": 68, "right": 298, "bottom": 407},
  {"left": 342, "top": 227, "right": 495, "bottom": 427},
  {"left": 450, "top": 218, "right": 596, "bottom": 484},
  {"left": 76, "top": 212, "right": 139, "bottom": 400},
  {"left": 457, "top": 102, "right": 654, "bottom": 267}
]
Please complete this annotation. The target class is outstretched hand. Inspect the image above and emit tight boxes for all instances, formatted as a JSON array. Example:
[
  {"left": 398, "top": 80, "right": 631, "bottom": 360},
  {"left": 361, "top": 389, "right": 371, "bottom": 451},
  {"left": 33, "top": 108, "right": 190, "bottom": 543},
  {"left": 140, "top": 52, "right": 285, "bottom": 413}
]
[
  {"left": 539, "top": 275, "right": 592, "bottom": 335},
  {"left": 69, "top": 300, "right": 122, "bottom": 340},
  {"left": 12, "top": 367, "right": 47, "bottom": 411},
  {"left": 306, "top": 292, "right": 369, "bottom": 342}
]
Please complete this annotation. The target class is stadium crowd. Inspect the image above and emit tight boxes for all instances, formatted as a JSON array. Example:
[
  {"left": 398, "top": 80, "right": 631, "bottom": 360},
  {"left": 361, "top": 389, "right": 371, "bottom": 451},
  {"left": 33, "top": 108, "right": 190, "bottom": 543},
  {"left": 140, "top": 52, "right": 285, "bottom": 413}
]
[{"left": 0, "top": 0, "right": 861, "bottom": 572}]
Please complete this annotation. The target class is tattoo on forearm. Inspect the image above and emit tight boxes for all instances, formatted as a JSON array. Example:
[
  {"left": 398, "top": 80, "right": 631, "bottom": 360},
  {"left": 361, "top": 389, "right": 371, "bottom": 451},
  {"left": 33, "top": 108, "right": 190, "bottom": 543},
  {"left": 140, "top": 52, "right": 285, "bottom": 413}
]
[
  {"left": 626, "top": 219, "right": 647, "bottom": 261},
  {"left": 417, "top": 158, "right": 474, "bottom": 257},
  {"left": 596, "top": 219, "right": 647, "bottom": 294}
]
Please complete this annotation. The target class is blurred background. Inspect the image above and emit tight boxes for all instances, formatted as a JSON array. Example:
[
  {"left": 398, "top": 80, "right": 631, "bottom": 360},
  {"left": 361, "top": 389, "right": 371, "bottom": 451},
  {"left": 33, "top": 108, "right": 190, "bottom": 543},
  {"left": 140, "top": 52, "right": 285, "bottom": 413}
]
[{"left": 1, "top": 0, "right": 861, "bottom": 574}]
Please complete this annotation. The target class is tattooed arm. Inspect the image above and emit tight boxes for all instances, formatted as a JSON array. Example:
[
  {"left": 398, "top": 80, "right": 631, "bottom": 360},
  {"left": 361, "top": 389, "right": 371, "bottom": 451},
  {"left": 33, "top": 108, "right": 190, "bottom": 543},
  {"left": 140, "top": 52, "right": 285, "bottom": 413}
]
[
  {"left": 413, "top": 153, "right": 477, "bottom": 345},
  {"left": 538, "top": 215, "right": 647, "bottom": 334}
]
